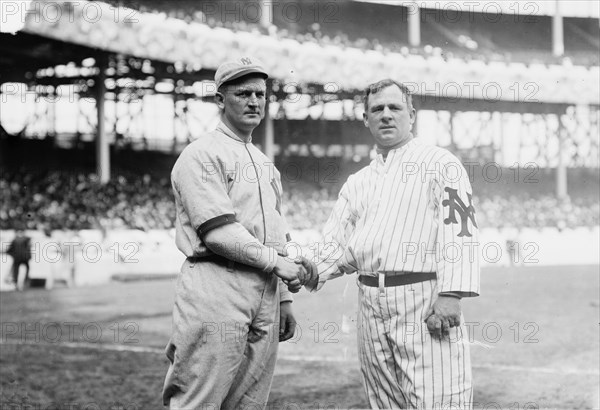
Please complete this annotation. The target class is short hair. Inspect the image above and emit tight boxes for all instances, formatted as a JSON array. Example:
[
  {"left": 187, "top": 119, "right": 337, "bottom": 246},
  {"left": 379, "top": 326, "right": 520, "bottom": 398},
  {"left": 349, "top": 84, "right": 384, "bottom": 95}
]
[{"left": 363, "top": 79, "right": 414, "bottom": 112}]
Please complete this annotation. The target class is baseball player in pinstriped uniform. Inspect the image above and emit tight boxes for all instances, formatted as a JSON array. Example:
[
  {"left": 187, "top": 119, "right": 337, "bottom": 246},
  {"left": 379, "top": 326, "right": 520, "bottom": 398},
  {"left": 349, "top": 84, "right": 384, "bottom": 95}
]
[
  {"left": 307, "top": 79, "right": 480, "bottom": 409},
  {"left": 162, "top": 57, "right": 314, "bottom": 409}
]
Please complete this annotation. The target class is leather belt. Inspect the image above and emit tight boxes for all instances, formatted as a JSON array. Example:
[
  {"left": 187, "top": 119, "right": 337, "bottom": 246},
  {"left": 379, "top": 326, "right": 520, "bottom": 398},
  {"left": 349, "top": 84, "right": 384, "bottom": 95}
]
[{"left": 358, "top": 272, "right": 436, "bottom": 287}]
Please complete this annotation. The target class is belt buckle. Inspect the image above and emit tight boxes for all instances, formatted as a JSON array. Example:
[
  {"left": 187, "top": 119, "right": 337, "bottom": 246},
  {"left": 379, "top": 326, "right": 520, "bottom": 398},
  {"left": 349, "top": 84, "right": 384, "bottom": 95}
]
[{"left": 378, "top": 272, "right": 385, "bottom": 294}]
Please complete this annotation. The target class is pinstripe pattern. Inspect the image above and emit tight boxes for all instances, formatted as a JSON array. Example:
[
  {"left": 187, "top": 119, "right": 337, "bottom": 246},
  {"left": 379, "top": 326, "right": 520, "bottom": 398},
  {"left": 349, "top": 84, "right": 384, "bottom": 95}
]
[
  {"left": 357, "top": 279, "right": 473, "bottom": 409},
  {"left": 316, "top": 139, "right": 480, "bottom": 409},
  {"left": 318, "top": 139, "right": 480, "bottom": 292}
]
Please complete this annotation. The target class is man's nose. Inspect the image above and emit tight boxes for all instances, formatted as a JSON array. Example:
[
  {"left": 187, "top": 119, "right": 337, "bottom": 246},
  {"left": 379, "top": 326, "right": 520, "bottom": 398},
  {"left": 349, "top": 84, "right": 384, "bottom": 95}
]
[
  {"left": 381, "top": 106, "right": 392, "bottom": 119},
  {"left": 248, "top": 93, "right": 259, "bottom": 105}
]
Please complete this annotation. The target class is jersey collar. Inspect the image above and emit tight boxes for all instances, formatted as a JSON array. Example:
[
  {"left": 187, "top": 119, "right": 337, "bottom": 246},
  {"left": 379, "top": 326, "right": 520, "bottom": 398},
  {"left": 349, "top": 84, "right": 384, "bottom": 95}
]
[
  {"left": 375, "top": 135, "right": 416, "bottom": 164},
  {"left": 216, "top": 121, "right": 252, "bottom": 144}
]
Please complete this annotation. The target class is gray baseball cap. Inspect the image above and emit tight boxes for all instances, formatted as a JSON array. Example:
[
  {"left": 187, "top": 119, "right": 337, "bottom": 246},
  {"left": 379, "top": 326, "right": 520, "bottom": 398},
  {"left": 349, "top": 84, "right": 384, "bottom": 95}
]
[{"left": 214, "top": 57, "right": 269, "bottom": 89}]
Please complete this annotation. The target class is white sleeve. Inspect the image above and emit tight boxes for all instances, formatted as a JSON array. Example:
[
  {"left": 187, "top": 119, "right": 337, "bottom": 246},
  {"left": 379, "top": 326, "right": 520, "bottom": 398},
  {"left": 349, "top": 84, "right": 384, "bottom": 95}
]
[
  {"left": 309, "top": 181, "right": 359, "bottom": 291},
  {"left": 434, "top": 153, "right": 480, "bottom": 297}
]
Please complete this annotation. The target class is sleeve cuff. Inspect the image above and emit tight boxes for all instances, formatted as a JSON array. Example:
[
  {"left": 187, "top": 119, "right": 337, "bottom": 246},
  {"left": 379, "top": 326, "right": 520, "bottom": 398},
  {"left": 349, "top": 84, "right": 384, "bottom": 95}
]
[
  {"left": 263, "top": 253, "right": 278, "bottom": 273},
  {"left": 197, "top": 214, "right": 236, "bottom": 239},
  {"left": 438, "top": 292, "right": 462, "bottom": 299}
]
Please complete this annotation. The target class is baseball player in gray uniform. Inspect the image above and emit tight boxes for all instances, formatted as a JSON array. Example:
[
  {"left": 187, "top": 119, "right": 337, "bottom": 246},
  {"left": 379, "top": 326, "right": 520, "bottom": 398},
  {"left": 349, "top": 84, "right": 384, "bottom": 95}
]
[
  {"left": 307, "top": 79, "right": 480, "bottom": 409},
  {"left": 162, "top": 57, "right": 313, "bottom": 409}
]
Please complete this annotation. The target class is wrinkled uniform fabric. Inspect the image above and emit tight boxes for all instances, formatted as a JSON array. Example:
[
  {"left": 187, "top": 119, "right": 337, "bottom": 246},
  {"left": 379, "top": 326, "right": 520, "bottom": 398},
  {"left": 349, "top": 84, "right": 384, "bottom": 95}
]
[{"left": 163, "top": 122, "right": 291, "bottom": 409}]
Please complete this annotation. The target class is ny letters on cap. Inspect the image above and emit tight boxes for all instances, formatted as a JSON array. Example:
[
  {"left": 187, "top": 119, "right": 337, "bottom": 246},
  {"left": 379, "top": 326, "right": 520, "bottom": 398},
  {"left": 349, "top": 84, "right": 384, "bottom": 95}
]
[{"left": 214, "top": 57, "right": 269, "bottom": 89}]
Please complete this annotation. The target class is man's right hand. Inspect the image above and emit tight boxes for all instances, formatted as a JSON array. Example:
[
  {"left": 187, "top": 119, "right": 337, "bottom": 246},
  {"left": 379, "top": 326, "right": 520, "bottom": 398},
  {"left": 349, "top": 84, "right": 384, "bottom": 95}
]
[
  {"left": 272, "top": 258, "right": 304, "bottom": 293},
  {"left": 295, "top": 256, "right": 319, "bottom": 290}
]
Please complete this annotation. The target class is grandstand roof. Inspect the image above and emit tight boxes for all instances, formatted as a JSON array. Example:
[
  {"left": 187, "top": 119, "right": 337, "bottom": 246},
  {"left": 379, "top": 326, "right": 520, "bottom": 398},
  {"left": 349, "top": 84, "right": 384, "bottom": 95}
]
[
  {"left": 4, "top": 0, "right": 599, "bottom": 106},
  {"left": 356, "top": 0, "right": 600, "bottom": 19}
]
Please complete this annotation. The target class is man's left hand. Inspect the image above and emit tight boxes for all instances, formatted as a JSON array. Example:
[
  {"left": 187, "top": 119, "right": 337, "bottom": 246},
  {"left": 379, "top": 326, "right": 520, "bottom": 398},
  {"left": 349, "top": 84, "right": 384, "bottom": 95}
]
[
  {"left": 425, "top": 295, "right": 461, "bottom": 340},
  {"left": 279, "top": 301, "right": 296, "bottom": 342}
]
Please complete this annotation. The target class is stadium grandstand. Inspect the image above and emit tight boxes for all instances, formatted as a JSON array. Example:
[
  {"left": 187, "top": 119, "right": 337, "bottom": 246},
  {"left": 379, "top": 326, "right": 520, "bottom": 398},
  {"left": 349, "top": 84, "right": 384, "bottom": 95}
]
[
  {"left": 1, "top": 0, "right": 599, "bottom": 237},
  {"left": 1, "top": 4, "right": 599, "bottom": 408}
]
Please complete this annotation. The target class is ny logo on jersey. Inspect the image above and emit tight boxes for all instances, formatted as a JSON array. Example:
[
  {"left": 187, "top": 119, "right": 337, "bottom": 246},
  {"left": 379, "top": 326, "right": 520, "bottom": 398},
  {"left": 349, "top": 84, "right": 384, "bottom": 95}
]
[
  {"left": 442, "top": 187, "right": 478, "bottom": 237},
  {"left": 240, "top": 57, "right": 253, "bottom": 65}
]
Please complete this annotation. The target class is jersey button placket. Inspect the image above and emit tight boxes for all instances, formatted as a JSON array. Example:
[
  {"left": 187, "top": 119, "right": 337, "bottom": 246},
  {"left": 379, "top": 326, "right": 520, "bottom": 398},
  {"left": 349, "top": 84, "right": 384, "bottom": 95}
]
[{"left": 374, "top": 162, "right": 386, "bottom": 203}]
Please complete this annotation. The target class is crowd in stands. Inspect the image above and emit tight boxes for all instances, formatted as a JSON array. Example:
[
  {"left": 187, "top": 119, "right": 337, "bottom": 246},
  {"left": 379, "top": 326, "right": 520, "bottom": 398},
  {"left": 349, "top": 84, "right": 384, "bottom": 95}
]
[
  {"left": 117, "top": 1, "right": 598, "bottom": 66},
  {"left": 283, "top": 188, "right": 600, "bottom": 231},
  {"left": 200, "top": 16, "right": 596, "bottom": 66},
  {"left": 1, "top": 171, "right": 598, "bottom": 233},
  {"left": 0, "top": 170, "right": 173, "bottom": 232},
  {"left": 475, "top": 194, "right": 599, "bottom": 231},
  {"left": 282, "top": 187, "right": 336, "bottom": 231}
]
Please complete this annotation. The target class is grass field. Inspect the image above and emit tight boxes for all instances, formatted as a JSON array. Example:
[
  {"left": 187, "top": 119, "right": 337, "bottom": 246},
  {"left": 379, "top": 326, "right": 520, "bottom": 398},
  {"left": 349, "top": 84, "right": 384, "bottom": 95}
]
[{"left": 1, "top": 265, "right": 599, "bottom": 409}]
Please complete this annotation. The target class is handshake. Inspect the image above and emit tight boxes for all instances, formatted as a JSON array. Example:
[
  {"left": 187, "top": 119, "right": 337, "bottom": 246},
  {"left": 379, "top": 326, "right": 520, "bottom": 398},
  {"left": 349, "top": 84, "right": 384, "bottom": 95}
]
[{"left": 272, "top": 256, "right": 319, "bottom": 293}]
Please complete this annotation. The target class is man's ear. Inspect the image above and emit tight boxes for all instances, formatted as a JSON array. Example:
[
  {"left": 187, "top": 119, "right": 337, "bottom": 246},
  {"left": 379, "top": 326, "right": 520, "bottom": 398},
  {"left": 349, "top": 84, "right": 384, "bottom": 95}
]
[
  {"left": 409, "top": 107, "right": 416, "bottom": 125},
  {"left": 363, "top": 112, "right": 369, "bottom": 128},
  {"left": 215, "top": 92, "right": 225, "bottom": 109}
]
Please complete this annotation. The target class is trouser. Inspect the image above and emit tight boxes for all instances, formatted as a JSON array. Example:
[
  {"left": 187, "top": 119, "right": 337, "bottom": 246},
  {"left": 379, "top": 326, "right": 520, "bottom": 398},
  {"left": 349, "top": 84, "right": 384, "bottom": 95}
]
[
  {"left": 11, "top": 260, "right": 29, "bottom": 285},
  {"left": 163, "top": 258, "right": 280, "bottom": 410},
  {"left": 357, "top": 278, "right": 473, "bottom": 409}
]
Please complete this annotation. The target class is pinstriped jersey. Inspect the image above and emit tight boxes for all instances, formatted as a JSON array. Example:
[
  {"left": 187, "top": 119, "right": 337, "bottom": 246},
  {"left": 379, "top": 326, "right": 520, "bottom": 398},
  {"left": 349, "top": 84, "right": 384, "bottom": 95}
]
[{"left": 316, "top": 138, "right": 480, "bottom": 297}]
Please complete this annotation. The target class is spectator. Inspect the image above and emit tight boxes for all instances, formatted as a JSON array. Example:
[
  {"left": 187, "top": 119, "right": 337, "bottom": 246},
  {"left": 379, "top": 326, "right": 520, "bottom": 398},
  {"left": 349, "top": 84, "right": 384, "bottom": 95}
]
[
  {"left": 6, "top": 227, "right": 32, "bottom": 290},
  {"left": 0, "top": 170, "right": 598, "bottom": 232}
]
